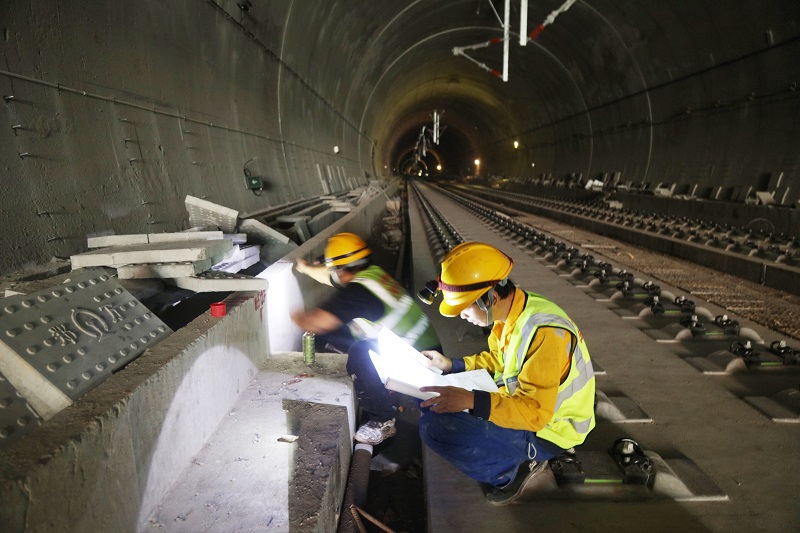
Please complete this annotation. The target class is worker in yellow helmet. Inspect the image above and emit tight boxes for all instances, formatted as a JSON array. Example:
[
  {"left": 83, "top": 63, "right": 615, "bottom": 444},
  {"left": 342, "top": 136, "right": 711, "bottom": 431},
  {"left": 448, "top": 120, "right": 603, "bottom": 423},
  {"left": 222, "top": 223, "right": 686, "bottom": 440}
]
[
  {"left": 416, "top": 242, "right": 595, "bottom": 505},
  {"left": 292, "top": 232, "right": 441, "bottom": 445}
]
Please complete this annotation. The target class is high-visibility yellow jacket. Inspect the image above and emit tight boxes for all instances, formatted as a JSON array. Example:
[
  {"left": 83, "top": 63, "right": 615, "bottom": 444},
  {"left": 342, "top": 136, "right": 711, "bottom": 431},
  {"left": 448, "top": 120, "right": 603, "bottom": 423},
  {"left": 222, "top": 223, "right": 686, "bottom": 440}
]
[
  {"left": 350, "top": 265, "right": 439, "bottom": 350},
  {"left": 463, "top": 288, "right": 595, "bottom": 448}
]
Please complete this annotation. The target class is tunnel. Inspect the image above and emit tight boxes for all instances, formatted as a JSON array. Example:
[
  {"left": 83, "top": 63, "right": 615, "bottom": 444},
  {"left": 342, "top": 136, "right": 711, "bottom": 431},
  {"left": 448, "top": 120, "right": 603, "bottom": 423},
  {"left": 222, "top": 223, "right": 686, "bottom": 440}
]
[
  {"left": 0, "top": 0, "right": 800, "bottom": 531},
  {"left": 1, "top": 0, "right": 798, "bottom": 270}
]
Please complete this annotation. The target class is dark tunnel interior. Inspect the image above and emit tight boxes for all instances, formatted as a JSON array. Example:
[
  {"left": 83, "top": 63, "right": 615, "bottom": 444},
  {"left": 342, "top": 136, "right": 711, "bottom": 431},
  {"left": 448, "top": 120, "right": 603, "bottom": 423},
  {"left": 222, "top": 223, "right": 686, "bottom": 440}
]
[
  {"left": 1, "top": 1, "right": 798, "bottom": 274},
  {"left": 1, "top": 3, "right": 800, "bottom": 532}
]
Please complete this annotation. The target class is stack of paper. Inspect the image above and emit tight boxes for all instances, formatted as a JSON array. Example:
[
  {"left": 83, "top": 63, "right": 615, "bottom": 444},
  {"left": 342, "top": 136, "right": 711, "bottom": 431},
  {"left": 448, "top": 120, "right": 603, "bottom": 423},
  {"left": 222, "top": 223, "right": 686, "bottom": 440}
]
[{"left": 369, "top": 328, "right": 498, "bottom": 401}]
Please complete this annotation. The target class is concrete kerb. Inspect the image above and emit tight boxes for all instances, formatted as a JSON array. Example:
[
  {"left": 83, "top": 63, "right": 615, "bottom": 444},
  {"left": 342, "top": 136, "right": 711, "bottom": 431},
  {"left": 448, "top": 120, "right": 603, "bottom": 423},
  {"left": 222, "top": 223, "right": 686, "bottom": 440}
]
[
  {"left": 0, "top": 291, "right": 267, "bottom": 532},
  {"left": 142, "top": 352, "right": 356, "bottom": 533}
]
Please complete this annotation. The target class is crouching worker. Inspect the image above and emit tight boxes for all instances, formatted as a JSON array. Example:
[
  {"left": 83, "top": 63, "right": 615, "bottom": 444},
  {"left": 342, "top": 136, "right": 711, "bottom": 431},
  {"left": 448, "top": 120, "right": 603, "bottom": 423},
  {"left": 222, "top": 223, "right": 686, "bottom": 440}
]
[
  {"left": 291, "top": 232, "right": 441, "bottom": 445},
  {"left": 417, "top": 242, "right": 595, "bottom": 505}
]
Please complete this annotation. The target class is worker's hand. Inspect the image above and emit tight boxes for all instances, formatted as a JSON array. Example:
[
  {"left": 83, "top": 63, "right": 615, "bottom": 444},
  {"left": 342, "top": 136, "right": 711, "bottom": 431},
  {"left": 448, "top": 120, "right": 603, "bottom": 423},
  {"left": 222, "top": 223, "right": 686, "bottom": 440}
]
[
  {"left": 419, "top": 386, "right": 474, "bottom": 413},
  {"left": 295, "top": 258, "right": 310, "bottom": 274},
  {"left": 295, "top": 258, "right": 333, "bottom": 286},
  {"left": 421, "top": 350, "right": 452, "bottom": 373}
]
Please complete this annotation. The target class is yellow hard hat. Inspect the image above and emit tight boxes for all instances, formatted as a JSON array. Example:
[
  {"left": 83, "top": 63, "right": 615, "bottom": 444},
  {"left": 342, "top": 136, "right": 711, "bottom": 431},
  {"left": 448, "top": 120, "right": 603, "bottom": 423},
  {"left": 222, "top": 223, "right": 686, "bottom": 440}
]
[
  {"left": 437, "top": 242, "right": 513, "bottom": 316},
  {"left": 324, "top": 232, "right": 372, "bottom": 267}
]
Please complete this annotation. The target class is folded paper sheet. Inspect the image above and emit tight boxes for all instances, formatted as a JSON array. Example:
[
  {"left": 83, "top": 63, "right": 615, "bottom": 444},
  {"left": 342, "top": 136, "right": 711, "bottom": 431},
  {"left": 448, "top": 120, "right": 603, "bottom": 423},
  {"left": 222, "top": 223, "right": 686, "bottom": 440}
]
[{"left": 370, "top": 328, "right": 498, "bottom": 401}]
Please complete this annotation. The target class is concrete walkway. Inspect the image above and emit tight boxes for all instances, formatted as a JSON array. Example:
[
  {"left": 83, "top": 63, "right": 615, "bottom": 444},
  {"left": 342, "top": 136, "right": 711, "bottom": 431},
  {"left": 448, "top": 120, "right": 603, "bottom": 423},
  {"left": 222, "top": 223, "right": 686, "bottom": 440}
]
[{"left": 140, "top": 353, "right": 355, "bottom": 533}]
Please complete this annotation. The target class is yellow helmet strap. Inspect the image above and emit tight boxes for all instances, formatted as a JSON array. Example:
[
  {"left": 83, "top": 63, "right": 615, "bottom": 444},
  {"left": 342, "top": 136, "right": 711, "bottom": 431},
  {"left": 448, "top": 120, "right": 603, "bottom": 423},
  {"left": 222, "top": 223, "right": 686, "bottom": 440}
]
[{"left": 475, "top": 278, "right": 509, "bottom": 323}]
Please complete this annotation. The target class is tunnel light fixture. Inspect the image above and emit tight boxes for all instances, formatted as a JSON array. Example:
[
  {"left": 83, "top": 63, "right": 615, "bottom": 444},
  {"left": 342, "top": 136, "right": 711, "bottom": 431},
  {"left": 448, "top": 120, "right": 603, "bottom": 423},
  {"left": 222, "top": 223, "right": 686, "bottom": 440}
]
[
  {"left": 474, "top": 159, "right": 480, "bottom": 166},
  {"left": 436, "top": 164, "right": 442, "bottom": 171},
  {"left": 513, "top": 140, "right": 519, "bottom": 149},
  {"left": 333, "top": 146, "right": 339, "bottom": 154}
]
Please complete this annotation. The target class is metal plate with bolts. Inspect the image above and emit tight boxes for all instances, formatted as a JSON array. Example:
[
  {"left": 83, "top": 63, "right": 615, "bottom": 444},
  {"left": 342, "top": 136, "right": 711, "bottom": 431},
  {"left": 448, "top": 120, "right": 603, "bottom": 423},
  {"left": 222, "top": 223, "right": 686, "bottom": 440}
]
[
  {"left": 0, "top": 371, "right": 40, "bottom": 449},
  {"left": 0, "top": 269, "right": 173, "bottom": 419}
]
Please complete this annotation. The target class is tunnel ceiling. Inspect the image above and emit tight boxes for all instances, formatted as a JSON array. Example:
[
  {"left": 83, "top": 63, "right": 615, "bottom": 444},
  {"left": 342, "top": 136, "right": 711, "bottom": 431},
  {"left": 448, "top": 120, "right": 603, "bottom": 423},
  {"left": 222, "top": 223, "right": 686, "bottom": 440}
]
[
  {"left": 300, "top": 0, "right": 799, "bottom": 182},
  {"left": 0, "top": 0, "right": 797, "bottom": 276},
  {"left": 337, "top": 0, "right": 658, "bottom": 173}
]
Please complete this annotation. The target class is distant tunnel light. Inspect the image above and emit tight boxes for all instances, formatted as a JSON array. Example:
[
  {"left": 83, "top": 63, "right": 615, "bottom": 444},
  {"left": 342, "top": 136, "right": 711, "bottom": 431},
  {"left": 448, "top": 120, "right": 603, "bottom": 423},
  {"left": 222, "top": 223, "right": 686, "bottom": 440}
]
[
  {"left": 333, "top": 146, "right": 339, "bottom": 154},
  {"left": 513, "top": 140, "right": 519, "bottom": 149},
  {"left": 474, "top": 159, "right": 480, "bottom": 166},
  {"left": 436, "top": 164, "right": 442, "bottom": 171}
]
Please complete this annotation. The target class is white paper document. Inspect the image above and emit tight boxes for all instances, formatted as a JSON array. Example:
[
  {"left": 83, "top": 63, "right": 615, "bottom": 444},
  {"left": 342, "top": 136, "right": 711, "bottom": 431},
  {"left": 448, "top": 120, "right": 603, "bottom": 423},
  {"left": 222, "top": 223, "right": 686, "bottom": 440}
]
[
  {"left": 378, "top": 327, "right": 443, "bottom": 374},
  {"left": 370, "top": 328, "right": 498, "bottom": 401}
]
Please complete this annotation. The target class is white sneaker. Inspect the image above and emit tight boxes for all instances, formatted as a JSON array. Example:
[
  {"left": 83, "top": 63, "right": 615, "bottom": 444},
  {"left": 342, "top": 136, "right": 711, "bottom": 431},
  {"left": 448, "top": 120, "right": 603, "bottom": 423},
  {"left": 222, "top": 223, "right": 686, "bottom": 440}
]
[{"left": 354, "top": 419, "right": 397, "bottom": 445}]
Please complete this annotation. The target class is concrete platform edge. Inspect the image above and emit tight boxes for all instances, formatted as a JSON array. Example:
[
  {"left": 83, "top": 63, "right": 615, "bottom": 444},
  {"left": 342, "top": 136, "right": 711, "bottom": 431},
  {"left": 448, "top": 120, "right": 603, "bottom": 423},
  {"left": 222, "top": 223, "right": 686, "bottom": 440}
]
[{"left": 0, "top": 291, "right": 268, "bottom": 533}]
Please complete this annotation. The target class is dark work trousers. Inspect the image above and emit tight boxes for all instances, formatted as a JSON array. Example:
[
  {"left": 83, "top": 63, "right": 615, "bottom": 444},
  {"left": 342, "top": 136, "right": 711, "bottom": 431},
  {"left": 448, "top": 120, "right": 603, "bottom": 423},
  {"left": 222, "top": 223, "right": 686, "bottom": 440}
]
[
  {"left": 346, "top": 340, "right": 396, "bottom": 423},
  {"left": 346, "top": 339, "right": 444, "bottom": 424},
  {"left": 314, "top": 324, "right": 356, "bottom": 354},
  {"left": 418, "top": 410, "right": 565, "bottom": 487}
]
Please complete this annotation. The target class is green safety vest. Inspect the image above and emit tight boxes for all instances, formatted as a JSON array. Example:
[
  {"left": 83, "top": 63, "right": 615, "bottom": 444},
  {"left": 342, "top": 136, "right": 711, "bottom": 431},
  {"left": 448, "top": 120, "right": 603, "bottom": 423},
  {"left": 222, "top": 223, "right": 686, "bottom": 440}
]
[
  {"left": 349, "top": 265, "right": 438, "bottom": 349},
  {"left": 500, "top": 291, "right": 596, "bottom": 448}
]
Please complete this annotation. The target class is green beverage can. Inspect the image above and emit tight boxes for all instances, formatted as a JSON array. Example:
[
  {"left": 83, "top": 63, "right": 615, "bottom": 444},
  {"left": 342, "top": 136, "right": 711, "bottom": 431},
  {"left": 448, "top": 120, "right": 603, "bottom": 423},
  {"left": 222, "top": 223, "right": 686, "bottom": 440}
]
[{"left": 302, "top": 331, "right": 316, "bottom": 364}]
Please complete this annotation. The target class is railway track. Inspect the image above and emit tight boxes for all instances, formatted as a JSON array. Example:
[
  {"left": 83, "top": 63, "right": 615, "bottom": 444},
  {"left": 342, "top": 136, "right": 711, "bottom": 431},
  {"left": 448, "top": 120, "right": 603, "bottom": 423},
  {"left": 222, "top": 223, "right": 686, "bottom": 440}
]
[{"left": 412, "top": 181, "right": 800, "bottom": 342}]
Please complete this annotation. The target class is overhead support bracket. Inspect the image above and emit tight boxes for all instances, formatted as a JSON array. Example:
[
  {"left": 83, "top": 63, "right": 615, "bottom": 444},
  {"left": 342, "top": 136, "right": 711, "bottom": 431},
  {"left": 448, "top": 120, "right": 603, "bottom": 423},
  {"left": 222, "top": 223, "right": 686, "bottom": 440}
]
[
  {"left": 452, "top": 0, "right": 510, "bottom": 81},
  {"left": 453, "top": 0, "right": 578, "bottom": 81},
  {"left": 526, "top": 0, "right": 578, "bottom": 42}
]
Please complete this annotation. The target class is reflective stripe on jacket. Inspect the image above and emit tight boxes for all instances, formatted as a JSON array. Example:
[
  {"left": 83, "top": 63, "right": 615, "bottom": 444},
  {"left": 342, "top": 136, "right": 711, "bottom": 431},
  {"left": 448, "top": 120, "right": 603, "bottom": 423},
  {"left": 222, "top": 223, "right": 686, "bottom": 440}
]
[
  {"left": 501, "top": 291, "right": 595, "bottom": 448},
  {"left": 349, "top": 265, "right": 438, "bottom": 349}
]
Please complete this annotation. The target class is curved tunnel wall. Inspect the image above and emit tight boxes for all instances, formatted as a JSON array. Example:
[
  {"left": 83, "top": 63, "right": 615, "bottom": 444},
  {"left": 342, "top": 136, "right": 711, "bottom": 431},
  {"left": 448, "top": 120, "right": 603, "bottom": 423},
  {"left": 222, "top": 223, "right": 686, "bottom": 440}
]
[
  {"left": 0, "top": 1, "right": 798, "bottom": 275},
  {"left": 0, "top": 0, "right": 373, "bottom": 274}
]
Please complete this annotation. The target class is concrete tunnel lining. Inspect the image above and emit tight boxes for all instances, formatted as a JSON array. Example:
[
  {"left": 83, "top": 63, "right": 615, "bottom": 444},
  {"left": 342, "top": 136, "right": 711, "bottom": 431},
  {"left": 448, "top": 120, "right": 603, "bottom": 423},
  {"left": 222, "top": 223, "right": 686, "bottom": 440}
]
[
  {"left": 1, "top": 1, "right": 799, "bottom": 531},
  {"left": 1, "top": 1, "right": 798, "bottom": 274}
]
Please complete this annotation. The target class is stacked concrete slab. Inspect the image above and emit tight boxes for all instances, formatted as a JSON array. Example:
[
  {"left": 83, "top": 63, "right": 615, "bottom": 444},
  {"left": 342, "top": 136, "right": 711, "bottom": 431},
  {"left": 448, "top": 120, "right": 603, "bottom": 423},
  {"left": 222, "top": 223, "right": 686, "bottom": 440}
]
[{"left": 71, "top": 196, "right": 285, "bottom": 292}]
